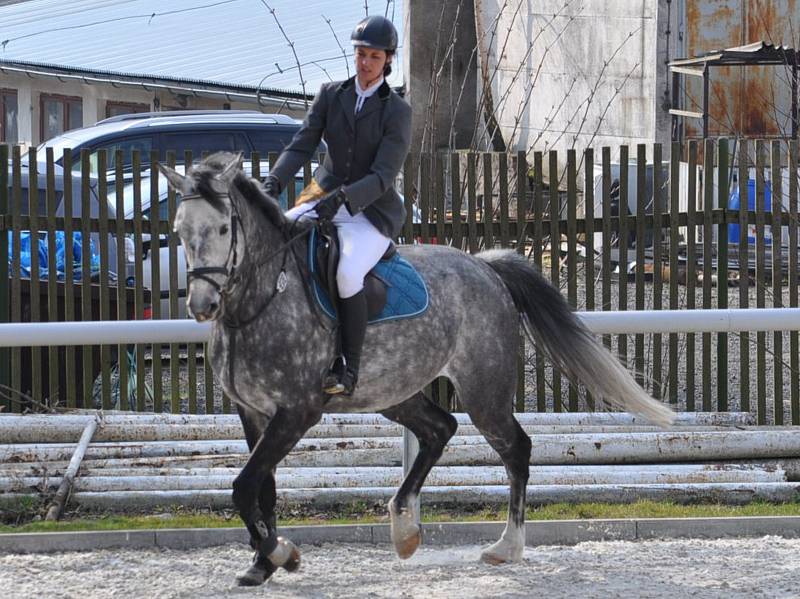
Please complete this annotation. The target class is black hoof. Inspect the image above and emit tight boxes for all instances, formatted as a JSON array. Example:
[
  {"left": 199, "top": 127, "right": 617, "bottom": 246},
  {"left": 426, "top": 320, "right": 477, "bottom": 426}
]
[{"left": 236, "top": 554, "right": 276, "bottom": 587}]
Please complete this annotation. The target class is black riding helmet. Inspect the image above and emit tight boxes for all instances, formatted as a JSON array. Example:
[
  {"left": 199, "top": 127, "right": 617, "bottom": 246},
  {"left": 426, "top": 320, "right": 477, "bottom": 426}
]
[{"left": 350, "top": 15, "right": 398, "bottom": 53}]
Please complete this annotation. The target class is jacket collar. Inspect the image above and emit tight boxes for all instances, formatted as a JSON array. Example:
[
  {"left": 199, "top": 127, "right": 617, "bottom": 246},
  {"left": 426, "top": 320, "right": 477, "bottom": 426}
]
[
  {"left": 337, "top": 77, "right": 392, "bottom": 125},
  {"left": 339, "top": 76, "right": 391, "bottom": 99}
]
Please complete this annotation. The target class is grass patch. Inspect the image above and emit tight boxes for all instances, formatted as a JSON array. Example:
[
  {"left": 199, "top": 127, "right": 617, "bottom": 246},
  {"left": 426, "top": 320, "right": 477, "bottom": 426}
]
[{"left": 2, "top": 500, "right": 800, "bottom": 534}]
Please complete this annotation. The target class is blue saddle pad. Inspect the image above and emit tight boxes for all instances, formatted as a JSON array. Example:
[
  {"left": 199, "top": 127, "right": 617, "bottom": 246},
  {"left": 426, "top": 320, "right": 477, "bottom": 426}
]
[{"left": 308, "top": 228, "right": 429, "bottom": 324}]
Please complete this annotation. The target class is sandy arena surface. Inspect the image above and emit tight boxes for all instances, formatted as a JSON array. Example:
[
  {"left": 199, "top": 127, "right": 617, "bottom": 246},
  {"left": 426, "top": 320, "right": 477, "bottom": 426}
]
[{"left": 1, "top": 536, "right": 799, "bottom": 599}]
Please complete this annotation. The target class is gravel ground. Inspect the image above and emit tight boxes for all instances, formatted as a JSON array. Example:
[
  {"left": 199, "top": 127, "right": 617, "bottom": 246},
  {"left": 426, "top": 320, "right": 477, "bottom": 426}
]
[{"left": 2, "top": 537, "right": 799, "bottom": 599}]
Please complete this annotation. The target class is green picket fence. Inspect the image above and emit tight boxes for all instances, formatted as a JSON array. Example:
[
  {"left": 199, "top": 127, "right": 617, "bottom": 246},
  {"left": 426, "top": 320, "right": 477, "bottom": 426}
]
[{"left": 0, "top": 141, "right": 798, "bottom": 423}]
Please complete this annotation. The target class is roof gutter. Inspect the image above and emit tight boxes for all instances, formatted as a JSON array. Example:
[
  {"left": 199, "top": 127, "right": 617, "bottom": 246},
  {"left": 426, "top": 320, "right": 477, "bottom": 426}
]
[{"left": 0, "top": 63, "right": 311, "bottom": 111}]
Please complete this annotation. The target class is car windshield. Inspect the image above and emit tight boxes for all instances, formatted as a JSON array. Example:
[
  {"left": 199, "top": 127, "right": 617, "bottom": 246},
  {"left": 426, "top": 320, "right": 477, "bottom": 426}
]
[{"left": 31, "top": 135, "right": 82, "bottom": 164}]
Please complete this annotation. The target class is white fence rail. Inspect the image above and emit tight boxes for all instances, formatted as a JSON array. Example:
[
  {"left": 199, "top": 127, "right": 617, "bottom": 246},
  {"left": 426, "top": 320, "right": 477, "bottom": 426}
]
[{"left": 3, "top": 308, "right": 800, "bottom": 347}]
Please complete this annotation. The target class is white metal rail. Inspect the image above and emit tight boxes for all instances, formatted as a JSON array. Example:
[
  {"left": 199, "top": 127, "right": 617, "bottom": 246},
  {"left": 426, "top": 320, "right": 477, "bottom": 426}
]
[{"left": 3, "top": 308, "right": 800, "bottom": 347}]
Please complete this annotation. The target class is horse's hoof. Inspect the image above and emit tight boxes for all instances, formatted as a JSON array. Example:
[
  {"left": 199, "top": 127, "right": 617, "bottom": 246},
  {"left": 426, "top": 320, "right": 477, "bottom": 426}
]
[
  {"left": 394, "top": 528, "right": 421, "bottom": 560},
  {"left": 479, "top": 551, "right": 508, "bottom": 566},
  {"left": 267, "top": 536, "right": 301, "bottom": 573},
  {"left": 281, "top": 545, "right": 301, "bottom": 573},
  {"left": 480, "top": 540, "right": 523, "bottom": 565},
  {"left": 236, "top": 558, "right": 274, "bottom": 586},
  {"left": 388, "top": 497, "right": 421, "bottom": 560}
]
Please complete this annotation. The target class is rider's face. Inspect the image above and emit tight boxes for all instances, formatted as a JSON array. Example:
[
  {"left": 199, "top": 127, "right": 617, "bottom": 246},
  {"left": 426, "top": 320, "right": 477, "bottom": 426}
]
[{"left": 355, "top": 47, "right": 389, "bottom": 87}]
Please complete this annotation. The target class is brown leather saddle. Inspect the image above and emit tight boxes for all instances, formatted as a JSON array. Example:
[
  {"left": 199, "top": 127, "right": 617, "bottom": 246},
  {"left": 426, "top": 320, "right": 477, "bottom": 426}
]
[{"left": 314, "top": 221, "right": 396, "bottom": 320}]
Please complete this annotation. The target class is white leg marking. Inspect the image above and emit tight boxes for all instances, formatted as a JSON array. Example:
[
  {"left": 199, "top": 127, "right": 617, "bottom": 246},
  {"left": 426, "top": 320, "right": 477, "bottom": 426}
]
[{"left": 480, "top": 519, "right": 525, "bottom": 565}]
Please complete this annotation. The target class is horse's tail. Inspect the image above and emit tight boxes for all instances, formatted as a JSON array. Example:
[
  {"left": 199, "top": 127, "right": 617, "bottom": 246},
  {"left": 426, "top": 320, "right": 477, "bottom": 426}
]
[{"left": 479, "top": 249, "right": 674, "bottom": 427}]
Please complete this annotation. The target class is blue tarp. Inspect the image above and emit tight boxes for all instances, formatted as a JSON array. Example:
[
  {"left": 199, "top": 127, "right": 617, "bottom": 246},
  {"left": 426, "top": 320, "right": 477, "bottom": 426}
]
[{"left": 8, "top": 231, "right": 100, "bottom": 281}]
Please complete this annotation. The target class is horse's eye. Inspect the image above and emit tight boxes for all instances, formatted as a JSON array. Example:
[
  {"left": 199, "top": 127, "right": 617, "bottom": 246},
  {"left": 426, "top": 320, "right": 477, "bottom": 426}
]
[{"left": 219, "top": 224, "right": 229, "bottom": 236}]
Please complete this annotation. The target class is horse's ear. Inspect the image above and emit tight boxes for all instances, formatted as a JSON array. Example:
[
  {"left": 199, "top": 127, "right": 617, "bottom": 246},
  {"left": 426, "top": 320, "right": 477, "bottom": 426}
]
[
  {"left": 216, "top": 152, "right": 244, "bottom": 185},
  {"left": 158, "top": 163, "right": 189, "bottom": 193}
]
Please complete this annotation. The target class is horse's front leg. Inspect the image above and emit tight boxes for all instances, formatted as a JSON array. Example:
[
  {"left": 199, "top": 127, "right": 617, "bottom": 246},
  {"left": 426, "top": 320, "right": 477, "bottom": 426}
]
[{"left": 232, "top": 407, "right": 320, "bottom": 587}]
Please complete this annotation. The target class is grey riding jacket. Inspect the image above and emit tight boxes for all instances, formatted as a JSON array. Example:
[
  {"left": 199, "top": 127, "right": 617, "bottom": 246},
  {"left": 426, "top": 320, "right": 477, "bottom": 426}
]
[{"left": 270, "top": 77, "right": 412, "bottom": 238}]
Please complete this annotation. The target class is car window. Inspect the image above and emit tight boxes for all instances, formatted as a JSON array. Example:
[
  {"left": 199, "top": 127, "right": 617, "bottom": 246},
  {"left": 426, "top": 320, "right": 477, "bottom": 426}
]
[
  {"left": 7, "top": 186, "right": 63, "bottom": 216},
  {"left": 161, "top": 131, "right": 251, "bottom": 159},
  {"left": 247, "top": 129, "right": 297, "bottom": 156},
  {"left": 72, "top": 137, "right": 154, "bottom": 176}
]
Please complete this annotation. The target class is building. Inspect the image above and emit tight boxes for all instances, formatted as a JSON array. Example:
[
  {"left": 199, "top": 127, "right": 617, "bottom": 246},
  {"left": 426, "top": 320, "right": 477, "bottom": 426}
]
[
  {"left": 406, "top": 0, "right": 800, "bottom": 160},
  {"left": 0, "top": 0, "right": 404, "bottom": 148}
]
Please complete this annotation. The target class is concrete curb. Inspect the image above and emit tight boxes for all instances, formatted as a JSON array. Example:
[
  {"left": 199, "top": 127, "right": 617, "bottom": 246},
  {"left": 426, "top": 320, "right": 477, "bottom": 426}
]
[{"left": 2, "top": 516, "right": 800, "bottom": 554}]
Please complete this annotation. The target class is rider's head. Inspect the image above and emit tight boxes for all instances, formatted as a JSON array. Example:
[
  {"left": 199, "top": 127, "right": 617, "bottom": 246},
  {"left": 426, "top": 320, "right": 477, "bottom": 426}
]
[{"left": 351, "top": 16, "right": 398, "bottom": 86}]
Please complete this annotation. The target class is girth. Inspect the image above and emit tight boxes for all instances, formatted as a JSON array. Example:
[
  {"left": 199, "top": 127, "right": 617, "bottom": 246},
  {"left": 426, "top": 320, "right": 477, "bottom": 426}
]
[{"left": 314, "top": 221, "right": 395, "bottom": 319}]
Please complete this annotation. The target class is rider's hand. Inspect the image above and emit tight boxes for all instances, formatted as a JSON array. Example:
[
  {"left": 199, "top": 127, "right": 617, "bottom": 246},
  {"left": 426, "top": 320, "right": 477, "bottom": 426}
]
[
  {"left": 315, "top": 188, "right": 346, "bottom": 222},
  {"left": 263, "top": 175, "right": 281, "bottom": 199}
]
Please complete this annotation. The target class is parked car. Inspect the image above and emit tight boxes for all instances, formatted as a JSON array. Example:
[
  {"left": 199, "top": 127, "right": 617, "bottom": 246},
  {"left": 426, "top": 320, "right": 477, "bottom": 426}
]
[
  {"left": 28, "top": 110, "right": 325, "bottom": 180},
  {"left": 6, "top": 161, "right": 134, "bottom": 284}
]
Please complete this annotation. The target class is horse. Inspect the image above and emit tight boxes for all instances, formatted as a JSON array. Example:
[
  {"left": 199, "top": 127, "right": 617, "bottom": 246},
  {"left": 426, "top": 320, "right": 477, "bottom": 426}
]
[{"left": 159, "top": 152, "right": 674, "bottom": 586}]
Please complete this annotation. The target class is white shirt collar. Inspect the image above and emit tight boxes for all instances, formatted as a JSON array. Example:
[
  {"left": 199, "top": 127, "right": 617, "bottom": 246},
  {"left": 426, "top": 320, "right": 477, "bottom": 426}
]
[{"left": 354, "top": 76, "right": 384, "bottom": 113}]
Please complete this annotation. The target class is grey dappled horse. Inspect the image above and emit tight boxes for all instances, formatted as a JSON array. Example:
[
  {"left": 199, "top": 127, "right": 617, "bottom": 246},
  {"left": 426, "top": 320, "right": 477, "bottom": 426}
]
[{"left": 160, "top": 153, "right": 673, "bottom": 586}]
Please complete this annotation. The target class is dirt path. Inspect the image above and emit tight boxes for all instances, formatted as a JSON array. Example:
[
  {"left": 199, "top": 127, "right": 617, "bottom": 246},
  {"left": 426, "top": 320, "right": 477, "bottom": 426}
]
[{"left": 2, "top": 536, "right": 798, "bottom": 598}]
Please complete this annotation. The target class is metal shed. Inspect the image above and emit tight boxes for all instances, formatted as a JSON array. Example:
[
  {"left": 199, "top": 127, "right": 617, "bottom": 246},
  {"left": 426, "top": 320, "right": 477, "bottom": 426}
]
[{"left": 669, "top": 41, "right": 798, "bottom": 141}]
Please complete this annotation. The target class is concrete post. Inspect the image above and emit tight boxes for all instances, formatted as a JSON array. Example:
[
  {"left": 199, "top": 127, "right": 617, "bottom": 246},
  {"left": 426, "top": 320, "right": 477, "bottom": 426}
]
[{"left": 404, "top": 0, "right": 478, "bottom": 195}]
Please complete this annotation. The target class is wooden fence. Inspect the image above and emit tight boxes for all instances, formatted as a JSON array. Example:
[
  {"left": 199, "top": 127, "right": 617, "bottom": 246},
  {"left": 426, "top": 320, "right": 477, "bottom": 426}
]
[{"left": 0, "top": 140, "right": 798, "bottom": 424}]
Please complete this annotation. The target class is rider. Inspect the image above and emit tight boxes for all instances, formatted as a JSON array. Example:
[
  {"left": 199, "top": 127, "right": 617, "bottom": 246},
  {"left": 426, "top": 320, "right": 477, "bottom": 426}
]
[{"left": 265, "top": 15, "right": 412, "bottom": 396}]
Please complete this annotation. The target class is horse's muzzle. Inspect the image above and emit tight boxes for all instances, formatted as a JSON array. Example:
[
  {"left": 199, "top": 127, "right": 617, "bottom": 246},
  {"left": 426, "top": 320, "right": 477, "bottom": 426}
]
[{"left": 188, "top": 293, "right": 221, "bottom": 322}]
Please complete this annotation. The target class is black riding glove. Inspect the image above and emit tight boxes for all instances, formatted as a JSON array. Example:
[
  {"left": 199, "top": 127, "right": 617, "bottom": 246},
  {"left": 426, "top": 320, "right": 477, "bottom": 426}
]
[
  {"left": 315, "top": 188, "right": 346, "bottom": 222},
  {"left": 263, "top": 175, "right": 282, "bottom": 199}
]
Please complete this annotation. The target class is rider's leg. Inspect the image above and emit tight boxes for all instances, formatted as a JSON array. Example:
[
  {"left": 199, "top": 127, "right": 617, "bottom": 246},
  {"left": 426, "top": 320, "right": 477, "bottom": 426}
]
[{"left": 324, "top": 215, "right": 390, "bottom": 395}]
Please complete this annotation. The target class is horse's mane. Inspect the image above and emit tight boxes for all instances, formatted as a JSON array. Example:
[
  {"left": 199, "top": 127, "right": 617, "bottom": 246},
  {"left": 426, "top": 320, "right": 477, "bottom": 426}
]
[{"left": 191, "top": 152, "right": 293, "bottom": 232}]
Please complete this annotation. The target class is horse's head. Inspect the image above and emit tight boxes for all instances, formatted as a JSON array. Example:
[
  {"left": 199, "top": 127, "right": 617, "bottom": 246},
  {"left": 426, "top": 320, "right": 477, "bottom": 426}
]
[{"left": 159, "top": 152, "right": 245, "bottom": 322}]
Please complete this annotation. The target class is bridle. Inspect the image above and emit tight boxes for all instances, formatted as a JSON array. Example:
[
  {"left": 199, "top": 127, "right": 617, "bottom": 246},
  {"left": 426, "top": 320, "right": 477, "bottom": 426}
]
[
  {"left": 181, "top": 192, "right": 241, "bottom": 295},
  {"left": 180, "top": 190, "right": 309, "bottom": 325}
]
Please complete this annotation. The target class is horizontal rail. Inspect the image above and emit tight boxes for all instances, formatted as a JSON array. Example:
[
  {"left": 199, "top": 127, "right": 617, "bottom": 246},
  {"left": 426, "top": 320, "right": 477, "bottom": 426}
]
[
  {"left": 4, "top": 483, "right": 798, "bottom": 510},
  {"left": 2, "top": 308, "right": 800, "bottom": 347}
]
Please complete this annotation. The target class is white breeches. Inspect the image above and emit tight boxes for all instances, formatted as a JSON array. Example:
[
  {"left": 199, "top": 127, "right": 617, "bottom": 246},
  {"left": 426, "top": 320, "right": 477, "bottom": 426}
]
[{"left": 286, "top": 200, "right": 391, "bottom": 299}]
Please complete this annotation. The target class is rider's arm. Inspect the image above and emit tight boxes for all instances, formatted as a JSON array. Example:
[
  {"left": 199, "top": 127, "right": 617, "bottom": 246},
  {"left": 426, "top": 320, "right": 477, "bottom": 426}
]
[
  {"left": 341, "top": 97, "right": 411, "bottom": 215},
  {"left": 269, "top": 83, "right": 329, "bottom": 191}
]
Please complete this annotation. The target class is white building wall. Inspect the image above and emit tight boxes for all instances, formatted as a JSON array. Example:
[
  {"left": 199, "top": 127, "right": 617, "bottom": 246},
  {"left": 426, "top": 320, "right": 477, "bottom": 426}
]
[{"left": 476, "top": 0, "right": 660, "bottom": 162}]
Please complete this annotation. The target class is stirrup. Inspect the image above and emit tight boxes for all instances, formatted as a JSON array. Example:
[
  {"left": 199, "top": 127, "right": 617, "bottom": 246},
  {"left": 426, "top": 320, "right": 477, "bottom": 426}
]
[{"left": 323, "top": 365, "right": 358, "bottom": 396}]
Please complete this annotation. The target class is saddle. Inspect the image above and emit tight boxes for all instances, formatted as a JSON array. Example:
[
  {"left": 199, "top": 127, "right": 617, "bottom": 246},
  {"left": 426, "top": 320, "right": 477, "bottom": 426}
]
[{"left": 314, "top": 221, "right": 396, "bottom": 320}]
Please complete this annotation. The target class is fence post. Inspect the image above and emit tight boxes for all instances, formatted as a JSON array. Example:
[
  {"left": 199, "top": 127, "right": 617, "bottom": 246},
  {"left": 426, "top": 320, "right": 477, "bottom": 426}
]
[{"left": 0, "top": 144, "right": 8, "bottom": 412}]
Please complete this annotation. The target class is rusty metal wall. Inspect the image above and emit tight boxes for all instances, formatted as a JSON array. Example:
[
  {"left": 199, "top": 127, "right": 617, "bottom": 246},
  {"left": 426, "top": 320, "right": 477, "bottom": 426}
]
[{"left": 683, "top": 0, "right": 799, "bottom": 139}]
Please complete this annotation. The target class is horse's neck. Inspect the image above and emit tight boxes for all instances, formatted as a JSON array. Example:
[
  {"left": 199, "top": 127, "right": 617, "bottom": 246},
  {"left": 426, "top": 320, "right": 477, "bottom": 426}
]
[{"left": 236, "top": 208, "right": 313, "bottom": 317}]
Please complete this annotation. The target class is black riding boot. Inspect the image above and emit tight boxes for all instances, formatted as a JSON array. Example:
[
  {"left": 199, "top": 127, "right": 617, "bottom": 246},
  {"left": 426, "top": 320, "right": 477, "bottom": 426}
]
[{"left": 323, "top": 290, "right": 367, "bottom": 396}]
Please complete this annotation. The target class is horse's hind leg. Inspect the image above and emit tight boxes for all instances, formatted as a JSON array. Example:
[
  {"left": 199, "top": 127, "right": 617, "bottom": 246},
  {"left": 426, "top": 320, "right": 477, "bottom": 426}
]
[
  {"left": 457, "top": 379, "right": 532, "bottom": 564},
  {"left": 380, "top": 391, "right": 458, "bottom": 559}
]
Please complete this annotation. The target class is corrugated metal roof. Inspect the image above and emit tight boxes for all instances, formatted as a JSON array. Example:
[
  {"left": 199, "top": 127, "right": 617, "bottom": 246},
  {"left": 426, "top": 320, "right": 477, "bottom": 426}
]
[{"left": 0, "top": 0, "right": 404, "bottom": 95}]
